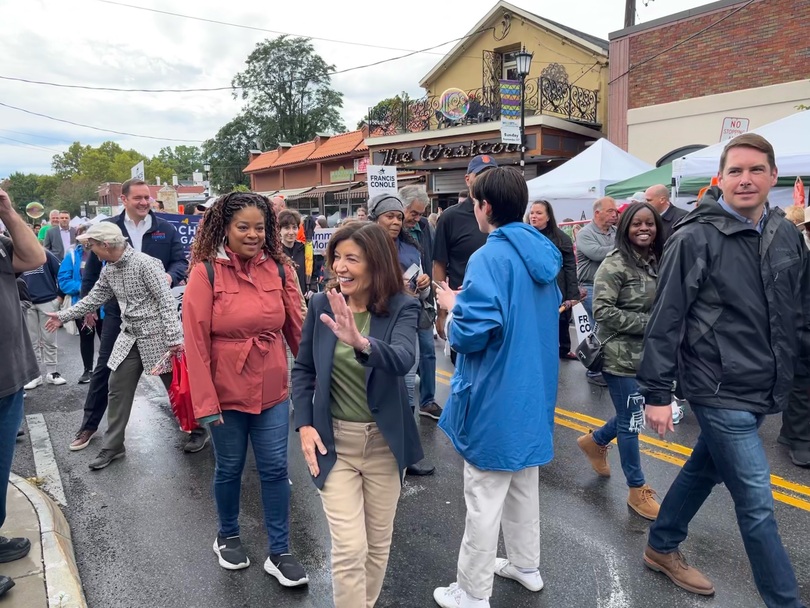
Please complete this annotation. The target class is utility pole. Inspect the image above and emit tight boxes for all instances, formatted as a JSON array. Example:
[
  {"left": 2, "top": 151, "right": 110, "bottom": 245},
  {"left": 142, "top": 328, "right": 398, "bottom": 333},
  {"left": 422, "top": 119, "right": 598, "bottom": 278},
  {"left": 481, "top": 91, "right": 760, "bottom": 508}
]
[{"left": 624, "top": 0, "right": 636, "bottom": 27}]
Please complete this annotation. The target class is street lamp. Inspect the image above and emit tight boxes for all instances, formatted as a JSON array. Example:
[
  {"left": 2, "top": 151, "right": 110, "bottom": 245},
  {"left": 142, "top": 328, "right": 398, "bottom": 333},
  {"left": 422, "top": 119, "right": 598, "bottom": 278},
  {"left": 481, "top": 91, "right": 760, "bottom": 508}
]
[
  {"left": 515, "top": 47, "right": 534, "bottom": 176},
  {"left": 203, "top": 163, "right": 211, "bottom": 196}
]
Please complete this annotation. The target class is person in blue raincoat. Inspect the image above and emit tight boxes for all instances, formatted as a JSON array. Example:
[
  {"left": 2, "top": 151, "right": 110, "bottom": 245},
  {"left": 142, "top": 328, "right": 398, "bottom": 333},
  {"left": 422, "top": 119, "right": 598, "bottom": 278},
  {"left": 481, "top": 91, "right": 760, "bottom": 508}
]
[
  {"left": 57, "top": 224, "right": 104, "bottom": 385},
  {"left": 433, "top": 167, "right": 562, "bottom": 608}
]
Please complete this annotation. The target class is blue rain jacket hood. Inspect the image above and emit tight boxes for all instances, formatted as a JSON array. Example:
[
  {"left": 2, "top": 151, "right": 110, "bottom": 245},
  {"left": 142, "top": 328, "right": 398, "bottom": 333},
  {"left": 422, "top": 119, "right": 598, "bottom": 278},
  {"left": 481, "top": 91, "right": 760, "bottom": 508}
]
[{"left": 439, "top": 222, "right": 562, "bottom": 471}]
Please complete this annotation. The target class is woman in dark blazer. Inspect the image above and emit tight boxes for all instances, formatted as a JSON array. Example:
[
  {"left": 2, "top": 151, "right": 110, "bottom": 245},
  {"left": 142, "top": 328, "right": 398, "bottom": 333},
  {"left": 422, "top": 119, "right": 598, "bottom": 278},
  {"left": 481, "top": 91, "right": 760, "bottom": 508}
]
[
  {"left": 528, "top": 199, "right": 581, "bottom": 359},
  {"left": 292, "top": 222, "right": 422, "bottom": 608}
]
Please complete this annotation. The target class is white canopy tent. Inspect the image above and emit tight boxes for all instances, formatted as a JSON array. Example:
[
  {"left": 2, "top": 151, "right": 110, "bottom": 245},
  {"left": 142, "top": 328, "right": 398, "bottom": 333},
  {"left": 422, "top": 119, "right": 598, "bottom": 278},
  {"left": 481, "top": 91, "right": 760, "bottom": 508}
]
[
  {"left": 673, "top": 111, "right": 810, "bottom": 207},
  {"left": 526, "top": 138, "right": 653, "bottom": 220}
]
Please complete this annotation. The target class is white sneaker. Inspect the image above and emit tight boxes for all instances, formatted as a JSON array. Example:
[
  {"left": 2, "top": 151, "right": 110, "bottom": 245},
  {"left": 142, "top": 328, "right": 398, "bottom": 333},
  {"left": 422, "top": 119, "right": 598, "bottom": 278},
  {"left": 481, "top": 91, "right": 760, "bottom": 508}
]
[
  {"left": 433, "top": 583, "right": 490, "bottom": 608},
  {"left": 46, "top": 372, "right": 67, "bottom": 386},
  {"left": 671, "top": 400, "right": 685, "bottom": 425},
  {"left": 494, "top": 558, "right": 544, "bottom": 592},
  {"left": 24, "top": 376, "right": 43, "bottom": 390}
]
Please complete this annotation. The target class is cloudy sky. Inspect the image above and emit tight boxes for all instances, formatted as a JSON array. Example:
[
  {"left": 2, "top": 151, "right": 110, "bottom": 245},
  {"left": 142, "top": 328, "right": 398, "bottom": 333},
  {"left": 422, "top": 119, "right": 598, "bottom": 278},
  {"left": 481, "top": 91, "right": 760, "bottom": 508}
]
[{"left": 1, "top": 0, "right": 709, "bottom": 177}]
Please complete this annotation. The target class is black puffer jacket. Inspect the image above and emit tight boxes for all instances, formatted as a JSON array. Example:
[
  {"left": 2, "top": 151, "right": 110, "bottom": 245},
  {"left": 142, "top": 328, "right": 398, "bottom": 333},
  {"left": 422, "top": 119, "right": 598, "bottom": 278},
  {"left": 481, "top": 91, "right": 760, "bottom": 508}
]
[{"left": 638, "top": 188, "right": 810, "bottom": 414}]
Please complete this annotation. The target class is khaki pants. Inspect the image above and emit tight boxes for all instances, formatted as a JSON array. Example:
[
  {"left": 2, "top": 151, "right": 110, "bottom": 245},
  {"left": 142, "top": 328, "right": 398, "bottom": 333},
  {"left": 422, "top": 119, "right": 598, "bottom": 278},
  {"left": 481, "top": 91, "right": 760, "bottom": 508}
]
[
  {"left": 457, "top": 462, "right": 541, "bottom": 599},
  {"left": 26, "top": 299, "right": 59, "bottom": 373},
  {"left": 102, "top": 344, "right": 171, "bottom": 452},
  {"left": 319, "top": 420, "right": 402, "bottom": 608}
]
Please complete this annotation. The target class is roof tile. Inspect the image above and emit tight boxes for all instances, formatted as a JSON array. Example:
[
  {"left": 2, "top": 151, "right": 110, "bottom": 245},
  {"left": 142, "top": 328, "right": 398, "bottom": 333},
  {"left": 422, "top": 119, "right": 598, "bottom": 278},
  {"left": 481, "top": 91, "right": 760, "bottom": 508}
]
[
  {"left": 308, "top": 130, "right": 366, "bottom": 160},
  {"left": 244, "top": 150, "right": 280, "bottom": 173},
  {"left": 272, "top": 142, "right": 317, "bottom": 167}
]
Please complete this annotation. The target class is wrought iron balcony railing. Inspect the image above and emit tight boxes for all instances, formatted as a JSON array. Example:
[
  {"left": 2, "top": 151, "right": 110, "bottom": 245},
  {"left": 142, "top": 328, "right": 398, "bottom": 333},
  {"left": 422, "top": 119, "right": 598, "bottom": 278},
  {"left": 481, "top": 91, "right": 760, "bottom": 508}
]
[{"left": 366, "top": 78, "right": 598, "bottom": 137}]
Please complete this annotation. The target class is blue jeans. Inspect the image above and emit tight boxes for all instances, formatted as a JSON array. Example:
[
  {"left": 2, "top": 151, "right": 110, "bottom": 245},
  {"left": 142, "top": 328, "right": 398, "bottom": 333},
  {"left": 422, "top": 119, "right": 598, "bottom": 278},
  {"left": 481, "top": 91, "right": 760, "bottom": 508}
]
[
  {"left": 592, "top": 373, "right": 645, "bottom": 487},
  {"left": 0, "top": 389, "right": 25, "bottom": 528},
  {"left": 209, "top": 401, "right": 291, "bottom": 555},
  {"left": 417, "top": 327, "right": 436, "bottom": 407},
  {"left": 649, "top": 405, "right": 804, "bottom": 608}
]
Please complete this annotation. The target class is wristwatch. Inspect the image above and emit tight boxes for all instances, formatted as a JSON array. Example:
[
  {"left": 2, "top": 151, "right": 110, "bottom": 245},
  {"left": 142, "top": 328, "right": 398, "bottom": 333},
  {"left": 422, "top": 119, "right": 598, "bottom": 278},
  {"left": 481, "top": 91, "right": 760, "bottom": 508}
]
[{"left": 359, "top": 338, "right": 372, "bottom": 357}]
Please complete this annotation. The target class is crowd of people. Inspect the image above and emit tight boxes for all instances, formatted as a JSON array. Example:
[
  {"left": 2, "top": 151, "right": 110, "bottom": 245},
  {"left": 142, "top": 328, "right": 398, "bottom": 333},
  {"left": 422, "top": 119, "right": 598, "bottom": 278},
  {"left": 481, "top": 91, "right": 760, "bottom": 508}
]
[{"left": 1, "top": 132, "right": 809, "bottom": 608}]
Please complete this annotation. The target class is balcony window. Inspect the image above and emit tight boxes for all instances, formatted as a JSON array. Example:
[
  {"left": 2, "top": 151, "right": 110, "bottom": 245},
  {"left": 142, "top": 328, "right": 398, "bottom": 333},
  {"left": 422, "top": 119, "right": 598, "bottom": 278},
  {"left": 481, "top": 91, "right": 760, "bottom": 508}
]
[{"left": 502, "top": 51, "right": 519, "bottom": 81}]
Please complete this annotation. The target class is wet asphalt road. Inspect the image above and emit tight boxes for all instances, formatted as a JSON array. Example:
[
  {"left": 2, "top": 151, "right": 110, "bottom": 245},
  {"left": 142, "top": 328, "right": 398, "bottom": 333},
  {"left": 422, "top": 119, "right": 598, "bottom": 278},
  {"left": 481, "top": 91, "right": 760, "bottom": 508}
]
[{"left": 10, "top": 328, "right": 810, "bottom": 608}]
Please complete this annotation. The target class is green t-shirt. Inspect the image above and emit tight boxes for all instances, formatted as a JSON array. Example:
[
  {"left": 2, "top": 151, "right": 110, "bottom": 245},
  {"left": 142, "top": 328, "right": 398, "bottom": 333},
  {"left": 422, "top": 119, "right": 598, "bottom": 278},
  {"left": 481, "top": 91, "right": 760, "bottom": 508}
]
[
  {"left": 37, "top": 224, "right": 50, "bottom": 241},
  {"left": 330, "top": 312, "right": 373, "bottom": 423}
]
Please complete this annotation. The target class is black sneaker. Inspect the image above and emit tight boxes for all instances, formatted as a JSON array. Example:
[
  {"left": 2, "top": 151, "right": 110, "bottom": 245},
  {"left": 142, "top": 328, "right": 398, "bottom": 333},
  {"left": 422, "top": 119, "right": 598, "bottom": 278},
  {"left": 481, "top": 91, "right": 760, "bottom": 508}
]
[
  {"left": 183, "top": 428, "right": 210, "bottom": 453},
  {"left": 78, "top": 370, "right": 92, "bottom": 384},
  {"left": 264, "top": 553, "right": 309, "bottom": 587},
  {"left": 88, "top": 448, "right": 126, "bottom": 471},
  {"left": 0, "top": 575, "right": 14, "bottom": 598},
  {"left": 0, "top": 536, "right": 31, "bottom": 563},
  {"left": 419, "top": 402, "right": 443, "bottom": 420},
  {"left": 213, "top": 535, "right": 250, "bottom": 570}
]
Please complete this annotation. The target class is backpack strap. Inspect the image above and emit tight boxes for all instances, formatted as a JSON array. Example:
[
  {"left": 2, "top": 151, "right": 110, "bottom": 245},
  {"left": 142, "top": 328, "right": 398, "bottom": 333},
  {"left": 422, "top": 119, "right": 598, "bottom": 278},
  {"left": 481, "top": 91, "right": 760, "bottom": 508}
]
[
  {"left": 276, "top": 260, "right": 285, "bottom": 287},
  {"left": 203, "top": 260, "right": 214, "bottom": 286}
]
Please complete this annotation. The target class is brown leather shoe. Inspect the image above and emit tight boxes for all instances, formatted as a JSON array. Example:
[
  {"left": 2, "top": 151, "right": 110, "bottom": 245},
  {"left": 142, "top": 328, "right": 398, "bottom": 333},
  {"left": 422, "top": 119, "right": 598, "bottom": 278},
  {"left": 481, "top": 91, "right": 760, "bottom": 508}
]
[
  {"left": 576, "top": 431, "right": 611, "bottom": 477},
  {"left": 628, "top": 485, "right": 660, "bottom": 520},
  {"left": 69, "top": 429, "right": 96, "bottom": 452},
  {"left": 643, "top": 546, "right": 715, "bottom": 595}
]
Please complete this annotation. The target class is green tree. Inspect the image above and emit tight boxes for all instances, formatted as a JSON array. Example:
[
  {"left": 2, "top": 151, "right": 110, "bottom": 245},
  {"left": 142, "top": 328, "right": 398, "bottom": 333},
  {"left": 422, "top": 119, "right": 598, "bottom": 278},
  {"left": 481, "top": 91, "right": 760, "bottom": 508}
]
[
  {"left": 36, "top": 174, "right": 62, "bottom": 203},
  {"left": 3, "top": 172, "right": 43, "bottom": 214},
  {"left": 232, "top": 36, "right": 345, "bottom": 146},
  {"left": 202, "top": 114, "right": 254, "bottom": 193},
  {"left": 51, "top": 142, "right": 90, "bottom": 179},
  {"left": 359, "top": 93, "right": 409, "bottom": 130},
  {"left": 155, "top": 145, "right": 204, "bottom": 180},
  {"left": 53, "top": 179, "right": 97, "bottom": 217},
  {"left": 78, "top": 141, "right": 124, "bottom": 182}
]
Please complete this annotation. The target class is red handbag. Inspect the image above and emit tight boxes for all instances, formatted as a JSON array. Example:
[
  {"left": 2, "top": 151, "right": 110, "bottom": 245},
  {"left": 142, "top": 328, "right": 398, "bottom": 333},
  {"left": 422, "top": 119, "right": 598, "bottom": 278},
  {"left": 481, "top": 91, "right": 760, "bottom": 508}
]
[{"left": 169, "top": 353, "right": 199, "bottom": 432}]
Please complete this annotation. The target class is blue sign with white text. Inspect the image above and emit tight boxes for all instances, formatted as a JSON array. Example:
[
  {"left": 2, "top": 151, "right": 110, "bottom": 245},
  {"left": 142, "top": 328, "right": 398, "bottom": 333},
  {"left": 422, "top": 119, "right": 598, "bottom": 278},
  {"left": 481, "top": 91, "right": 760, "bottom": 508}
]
[{"left": 156, "top": 213, "right": 201, "bottom": 257}]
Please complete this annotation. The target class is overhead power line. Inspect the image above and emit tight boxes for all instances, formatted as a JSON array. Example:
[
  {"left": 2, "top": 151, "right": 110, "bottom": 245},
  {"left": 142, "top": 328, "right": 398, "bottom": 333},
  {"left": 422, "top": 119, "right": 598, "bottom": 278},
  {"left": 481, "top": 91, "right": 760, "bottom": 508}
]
[
  {"left": 0, "top": 134, "right": 63, "bottom": 153},
  {"left": 0, "top": 26, "right": 494, "bottom": 94},
  {"left": 0, "top": 101, "right": 204, "bottom": 143}
]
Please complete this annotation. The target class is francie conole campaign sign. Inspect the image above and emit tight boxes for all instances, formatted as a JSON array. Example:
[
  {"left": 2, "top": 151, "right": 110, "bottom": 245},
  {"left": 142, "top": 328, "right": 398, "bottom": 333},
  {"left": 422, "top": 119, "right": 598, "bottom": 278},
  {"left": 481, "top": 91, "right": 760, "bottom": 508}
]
[
  {"left": 367, "top": 165, "right": 398, "bottom": 199},
  {"left": 572, "top": 302, "right": 592, "bottom": 346}
]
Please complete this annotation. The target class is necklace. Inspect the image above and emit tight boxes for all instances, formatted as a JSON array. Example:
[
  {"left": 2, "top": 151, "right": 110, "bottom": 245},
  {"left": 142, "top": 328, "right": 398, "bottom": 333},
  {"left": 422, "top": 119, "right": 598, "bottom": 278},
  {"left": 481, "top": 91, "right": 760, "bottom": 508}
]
[{"left": 356, "top": 311, "right": 371, "bottom": 336}]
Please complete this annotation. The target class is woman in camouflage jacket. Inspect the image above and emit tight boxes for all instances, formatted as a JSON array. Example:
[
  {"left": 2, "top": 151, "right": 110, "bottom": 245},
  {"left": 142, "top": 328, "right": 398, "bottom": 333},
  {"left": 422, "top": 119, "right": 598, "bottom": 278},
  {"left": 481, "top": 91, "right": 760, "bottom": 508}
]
[{"left": 576, "top": 202, "right": 664, "bottom": 521}]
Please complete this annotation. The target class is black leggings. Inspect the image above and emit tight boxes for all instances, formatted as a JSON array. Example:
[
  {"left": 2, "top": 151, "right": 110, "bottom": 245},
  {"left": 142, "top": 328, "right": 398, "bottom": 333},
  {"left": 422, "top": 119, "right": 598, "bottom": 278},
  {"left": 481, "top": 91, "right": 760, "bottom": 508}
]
[{"left": 76, "top": 316, "right": 104, "bottom": 373}]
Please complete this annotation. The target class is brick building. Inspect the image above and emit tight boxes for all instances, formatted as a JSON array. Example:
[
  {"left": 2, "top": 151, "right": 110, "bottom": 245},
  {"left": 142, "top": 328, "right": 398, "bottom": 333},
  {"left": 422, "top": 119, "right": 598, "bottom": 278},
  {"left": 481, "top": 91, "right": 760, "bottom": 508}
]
[{"left": 608, "top": 0, "right": 810, "bottom": 164}]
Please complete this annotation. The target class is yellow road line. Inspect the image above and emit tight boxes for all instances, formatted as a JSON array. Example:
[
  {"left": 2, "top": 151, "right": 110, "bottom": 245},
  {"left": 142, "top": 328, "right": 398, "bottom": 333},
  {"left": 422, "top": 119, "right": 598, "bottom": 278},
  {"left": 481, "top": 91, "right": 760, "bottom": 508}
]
[{"left": 436, "top": 374, "right": 810, "bottom": 511}]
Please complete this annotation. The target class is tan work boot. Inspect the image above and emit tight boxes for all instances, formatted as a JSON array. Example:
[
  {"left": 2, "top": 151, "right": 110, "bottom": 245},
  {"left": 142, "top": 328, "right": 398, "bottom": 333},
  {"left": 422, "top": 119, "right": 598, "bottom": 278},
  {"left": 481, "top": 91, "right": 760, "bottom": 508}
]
[
  {"left": 576, "top": 431, "right": 611, "bottom": 477},
  {"left": 627, "top": 484, "right": 660, "bottom": 520},
  {"left": 643, "top": 546, "right": 715, "bottom": 596}
]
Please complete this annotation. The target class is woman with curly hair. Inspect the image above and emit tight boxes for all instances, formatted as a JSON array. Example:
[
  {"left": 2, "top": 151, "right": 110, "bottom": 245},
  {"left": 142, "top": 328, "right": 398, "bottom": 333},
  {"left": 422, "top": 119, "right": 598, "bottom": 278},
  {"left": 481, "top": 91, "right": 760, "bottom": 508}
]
[{"left": 182, "top": 192, "right": 307, "bottom": 586}]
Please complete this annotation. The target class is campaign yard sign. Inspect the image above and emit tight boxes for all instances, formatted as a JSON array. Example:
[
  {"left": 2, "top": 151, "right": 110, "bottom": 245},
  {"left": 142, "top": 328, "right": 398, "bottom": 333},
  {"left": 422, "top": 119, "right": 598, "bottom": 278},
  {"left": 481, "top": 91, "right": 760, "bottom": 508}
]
[
  {"left": 312, "top": 228, "right": 337, "bottom": 256},
  {"left": 367, "top": 165, "right": 398, "bottom": 199},
  {"left": 156, "top": 212, "right": 201, "bottom": 257}
]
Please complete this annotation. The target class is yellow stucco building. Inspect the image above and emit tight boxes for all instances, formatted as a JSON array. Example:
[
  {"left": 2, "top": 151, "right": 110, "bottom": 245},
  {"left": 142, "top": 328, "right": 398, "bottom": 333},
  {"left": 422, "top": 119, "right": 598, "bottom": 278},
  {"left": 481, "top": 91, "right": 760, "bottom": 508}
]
[{"left": 365, "top": 0, "right": 609, "bottom": 207}]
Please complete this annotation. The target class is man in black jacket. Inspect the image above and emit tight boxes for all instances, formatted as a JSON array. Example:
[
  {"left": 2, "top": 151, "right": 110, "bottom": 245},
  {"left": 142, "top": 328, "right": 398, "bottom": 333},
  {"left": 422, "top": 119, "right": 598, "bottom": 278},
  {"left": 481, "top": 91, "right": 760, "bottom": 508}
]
[
  {"left": 644, "top": 184, "right": 687, "bottom": 245},
  {"left": 68, "top": 179, "right": 198, "bottom": 453},
  {"left": 637, "top": 134, "right": 808, "bottom": 607}
]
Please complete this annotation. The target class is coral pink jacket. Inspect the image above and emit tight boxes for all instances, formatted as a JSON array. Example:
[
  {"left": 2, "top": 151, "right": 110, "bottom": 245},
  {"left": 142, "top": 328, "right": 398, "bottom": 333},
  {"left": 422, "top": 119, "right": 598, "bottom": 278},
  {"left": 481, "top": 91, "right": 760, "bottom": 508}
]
[{"left": 183, "top": 248, "right": 303, "bottom": 419}]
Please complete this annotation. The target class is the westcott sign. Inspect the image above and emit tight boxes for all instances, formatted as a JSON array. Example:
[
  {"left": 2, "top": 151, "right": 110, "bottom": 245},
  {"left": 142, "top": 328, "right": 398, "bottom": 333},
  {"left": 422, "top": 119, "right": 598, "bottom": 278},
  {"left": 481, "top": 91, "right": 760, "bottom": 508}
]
[{"left": 375, "top": 138, "right": 526, "bottom": 166}]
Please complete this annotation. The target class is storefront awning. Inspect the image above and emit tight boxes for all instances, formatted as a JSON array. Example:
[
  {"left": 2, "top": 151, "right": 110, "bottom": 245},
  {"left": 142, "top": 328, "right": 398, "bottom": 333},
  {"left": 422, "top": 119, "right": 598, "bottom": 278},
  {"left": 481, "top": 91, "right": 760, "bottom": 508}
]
[
  {"left": 333, "top": 175, "right": 426, "bottom": 200},
  {"left": 286, "top": 182, "right": 360, "bottom": 201},
  {"left": 257, "top": 187, "right": 314, "bottom": 199}
]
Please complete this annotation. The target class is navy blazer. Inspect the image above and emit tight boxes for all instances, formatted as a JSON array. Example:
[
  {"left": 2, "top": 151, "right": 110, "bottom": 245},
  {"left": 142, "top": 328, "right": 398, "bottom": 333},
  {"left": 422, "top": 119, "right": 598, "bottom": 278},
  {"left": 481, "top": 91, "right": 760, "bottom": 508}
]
[
  {"left": 81, "top": 211, "right": 188, "bottom": 313},
  {"left": 292, "top": 291, "right": 424, "bottom": 489}
]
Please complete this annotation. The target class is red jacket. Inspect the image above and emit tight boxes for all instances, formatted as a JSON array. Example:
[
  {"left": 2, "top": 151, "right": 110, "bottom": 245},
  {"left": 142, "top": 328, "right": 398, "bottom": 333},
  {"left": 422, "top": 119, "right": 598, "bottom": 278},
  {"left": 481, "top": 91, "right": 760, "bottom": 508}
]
[{"left": 183, "top": 248, "right": 303, "bottom": 419}]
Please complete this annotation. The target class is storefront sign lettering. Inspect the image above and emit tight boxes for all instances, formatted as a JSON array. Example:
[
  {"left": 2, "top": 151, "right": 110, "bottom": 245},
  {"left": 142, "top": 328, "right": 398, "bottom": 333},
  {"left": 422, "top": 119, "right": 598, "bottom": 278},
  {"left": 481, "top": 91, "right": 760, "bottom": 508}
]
[{"left": 378, "top": 140, "right": 520, "bottom": 166}]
